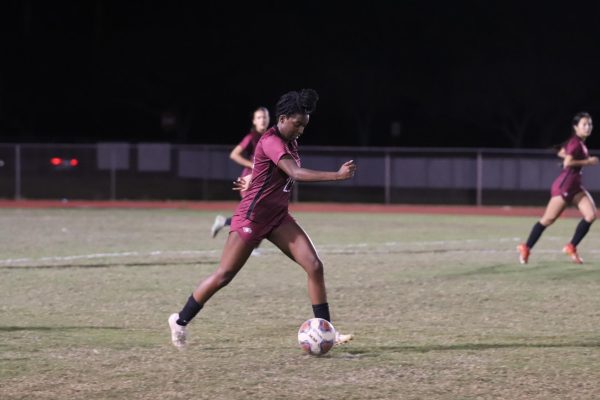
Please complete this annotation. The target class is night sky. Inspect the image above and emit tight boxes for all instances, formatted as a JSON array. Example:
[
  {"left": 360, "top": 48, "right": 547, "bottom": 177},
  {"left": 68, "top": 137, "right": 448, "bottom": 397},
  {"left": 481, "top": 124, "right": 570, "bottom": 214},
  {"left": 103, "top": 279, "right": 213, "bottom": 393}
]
[{"left": 3, "top": 1, "right": 600, "bottom": 149}]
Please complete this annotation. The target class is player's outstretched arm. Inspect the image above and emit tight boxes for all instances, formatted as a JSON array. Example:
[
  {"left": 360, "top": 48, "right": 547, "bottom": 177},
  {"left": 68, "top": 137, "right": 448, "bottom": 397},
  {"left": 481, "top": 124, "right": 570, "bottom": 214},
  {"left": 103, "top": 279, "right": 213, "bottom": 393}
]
[{"left": 277, "top": 157, "right": 356, "bottom": 182}]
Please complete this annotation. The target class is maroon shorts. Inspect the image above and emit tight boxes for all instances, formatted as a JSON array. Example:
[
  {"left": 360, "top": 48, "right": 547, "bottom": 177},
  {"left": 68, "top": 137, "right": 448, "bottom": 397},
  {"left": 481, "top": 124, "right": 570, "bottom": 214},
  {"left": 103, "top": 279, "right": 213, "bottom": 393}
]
[
  {"left": 550, "top": 173, "right": 584, "bottom": 203},
  {"left": 230, "top": 213, "right": 296, "bottom": 247}
]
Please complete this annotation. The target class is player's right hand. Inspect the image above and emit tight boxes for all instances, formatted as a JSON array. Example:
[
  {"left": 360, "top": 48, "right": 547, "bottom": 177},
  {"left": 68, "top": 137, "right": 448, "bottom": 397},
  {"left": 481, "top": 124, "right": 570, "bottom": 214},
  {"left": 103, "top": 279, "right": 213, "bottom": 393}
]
[
  {"left": 233, "top": 174, "right": 252, "bottom": 191},
  {"left": 337, "top": 160, "right": 357, "bottom": 180},
  {"left": 588, "top": 156, "right": 599, "bottom": 165}
]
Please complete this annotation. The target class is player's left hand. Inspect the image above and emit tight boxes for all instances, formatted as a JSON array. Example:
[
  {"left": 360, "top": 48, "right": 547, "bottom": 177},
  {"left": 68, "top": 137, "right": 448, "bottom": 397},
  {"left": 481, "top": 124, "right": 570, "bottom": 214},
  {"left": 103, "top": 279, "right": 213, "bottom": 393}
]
[{"left": 337, "top": 160, "right": 357, "bottom": 180}]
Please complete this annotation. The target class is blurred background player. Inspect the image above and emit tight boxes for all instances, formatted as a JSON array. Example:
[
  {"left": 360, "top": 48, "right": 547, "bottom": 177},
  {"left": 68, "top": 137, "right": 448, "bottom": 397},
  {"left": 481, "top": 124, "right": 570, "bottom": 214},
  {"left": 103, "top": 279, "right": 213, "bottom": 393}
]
[
  {"left": 169, "top": 88, "right": 356, "bottom": 348},
  {"left": 517, "top": 112, "right": 598, "bottom": 264},
  {"left": 211, "top": 107, "right": 270, "bottom": 238}
]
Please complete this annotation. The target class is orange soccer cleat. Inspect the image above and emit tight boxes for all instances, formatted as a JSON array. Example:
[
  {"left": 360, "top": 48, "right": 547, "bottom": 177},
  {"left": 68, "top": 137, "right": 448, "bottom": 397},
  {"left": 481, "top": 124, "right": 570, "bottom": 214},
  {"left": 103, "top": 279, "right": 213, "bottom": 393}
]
[
  {"left": 562, "top": 243, "right": 583, "bottom": 264},
  {"left": 517, "top": 243, "right": 530, "bottom": 264}
]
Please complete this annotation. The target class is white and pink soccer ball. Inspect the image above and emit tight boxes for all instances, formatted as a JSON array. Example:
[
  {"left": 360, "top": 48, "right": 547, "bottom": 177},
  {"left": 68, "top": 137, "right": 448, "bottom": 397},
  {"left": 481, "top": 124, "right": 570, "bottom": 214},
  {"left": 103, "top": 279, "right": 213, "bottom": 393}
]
[{"left": 297, "top": 318, "right": 336, "bottom": 356}]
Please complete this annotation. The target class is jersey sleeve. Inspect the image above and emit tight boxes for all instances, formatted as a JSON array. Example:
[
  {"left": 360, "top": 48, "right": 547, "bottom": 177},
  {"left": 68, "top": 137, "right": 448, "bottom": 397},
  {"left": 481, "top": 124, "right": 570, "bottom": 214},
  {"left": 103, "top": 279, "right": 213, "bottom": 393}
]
[
  {"left": 564, "top": 137, "right": 583, "bottom": 158},
  {"left": 261, "top": 134, "right": 290, "bottom": 165},
  {"left": 237, "top": 133, "right": 254, "bottom": 151}
]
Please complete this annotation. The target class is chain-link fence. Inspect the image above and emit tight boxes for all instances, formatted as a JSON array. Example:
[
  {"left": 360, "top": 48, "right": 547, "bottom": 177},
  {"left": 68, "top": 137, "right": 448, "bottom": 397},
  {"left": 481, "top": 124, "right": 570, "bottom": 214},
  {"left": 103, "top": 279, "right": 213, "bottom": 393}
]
[{"left": 1, "top": 143, "right": 598, "bottom": 205}]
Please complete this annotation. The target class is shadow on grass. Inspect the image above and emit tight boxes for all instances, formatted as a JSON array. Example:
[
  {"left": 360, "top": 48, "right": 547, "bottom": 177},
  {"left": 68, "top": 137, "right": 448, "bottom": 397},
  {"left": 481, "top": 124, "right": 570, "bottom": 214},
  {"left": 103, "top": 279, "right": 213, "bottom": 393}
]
[
  {"left": 344, "top": 340, "right": 600, "bottom": 356},
  {"left": 0, "top": 259, "right": 217, "bottom": 269},
  {"left": 328, "top": 248, "right": 469, "bottom": 256},
  {"left": 0, "top": 326, "right": 124, "bottom": 332},
  {"left": 443, "top": 263, "right": 600, "bottom": 279}
]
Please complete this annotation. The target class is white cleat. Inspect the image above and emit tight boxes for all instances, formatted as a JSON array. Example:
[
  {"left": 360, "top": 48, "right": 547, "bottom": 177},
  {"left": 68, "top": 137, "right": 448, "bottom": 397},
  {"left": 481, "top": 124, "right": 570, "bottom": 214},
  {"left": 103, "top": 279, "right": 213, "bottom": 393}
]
[
  {"left": 210, "top": 215, "right": 227, "bottom": 238},
  {"left": 334, "top": 331, "right": 354, "bottom": 346},
  {"left": 168, "top": 313, "right": 187, "bottom": 348}
]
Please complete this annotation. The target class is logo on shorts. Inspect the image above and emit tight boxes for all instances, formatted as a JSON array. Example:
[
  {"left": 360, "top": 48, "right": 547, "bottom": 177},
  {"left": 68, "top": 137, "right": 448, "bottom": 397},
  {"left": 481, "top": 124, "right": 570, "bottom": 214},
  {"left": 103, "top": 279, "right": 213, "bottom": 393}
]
[
  {"left": 564, "top": 192, "right": 569, "bottom": 197},
  {"left": 243, "top": 227, "right": 253, "bottom": 234}
]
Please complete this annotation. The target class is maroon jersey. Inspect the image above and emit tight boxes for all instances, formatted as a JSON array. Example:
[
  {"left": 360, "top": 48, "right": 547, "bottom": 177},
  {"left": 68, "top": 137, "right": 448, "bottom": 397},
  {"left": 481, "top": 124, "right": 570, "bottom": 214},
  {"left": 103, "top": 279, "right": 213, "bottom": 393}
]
[
  {"left": 237, "top": 130, "right": 262, "bottom": 177},
  {"left": 234, "top": 126, "right": 300, "bottom": 224},
  {"left": 563, "top": 135, "right": 589, "bottom": 173},
  {"left": 551, "top": 135, "right": 589, "bottom": 202}
]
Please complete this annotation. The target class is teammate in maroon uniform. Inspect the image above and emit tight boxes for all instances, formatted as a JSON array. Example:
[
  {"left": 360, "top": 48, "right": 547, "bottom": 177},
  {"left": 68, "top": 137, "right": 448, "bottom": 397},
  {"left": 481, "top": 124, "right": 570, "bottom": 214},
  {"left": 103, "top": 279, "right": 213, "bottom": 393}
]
[
  {"left": 169, "top": 89, "right": 357, "bottom": 348},
  {"left": 518, "top": 112, "right": 598, "bottom": 264},
  {"left": 211, "top": 107, "right": 270, "bottom": 238}
]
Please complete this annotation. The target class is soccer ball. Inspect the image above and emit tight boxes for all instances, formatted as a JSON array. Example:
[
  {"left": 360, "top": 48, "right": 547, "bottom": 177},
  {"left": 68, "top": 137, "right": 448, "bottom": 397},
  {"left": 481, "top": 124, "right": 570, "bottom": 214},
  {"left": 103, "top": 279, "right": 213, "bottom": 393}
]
[{"left": 297, "top": 318, "right": 336, "bottom": 356}]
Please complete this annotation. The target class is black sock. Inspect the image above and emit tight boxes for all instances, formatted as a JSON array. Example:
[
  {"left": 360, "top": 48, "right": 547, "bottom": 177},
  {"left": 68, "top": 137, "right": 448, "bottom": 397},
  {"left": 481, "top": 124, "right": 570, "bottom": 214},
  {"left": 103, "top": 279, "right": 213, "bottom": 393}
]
[
  {"left": 177, "top": 295, "right": 203, "bottom": 326},
  {"left": 526, "top": 222, "right": 547, "bottom": 249},
  {"left": 312, "top": 303, "right": 331, "bottom": 322},
  {"left": 570, "top": 219, "right": 592, "bottom": 247},
  {"left": 225, "top": 217, "right": 232, "bottom": 226}
]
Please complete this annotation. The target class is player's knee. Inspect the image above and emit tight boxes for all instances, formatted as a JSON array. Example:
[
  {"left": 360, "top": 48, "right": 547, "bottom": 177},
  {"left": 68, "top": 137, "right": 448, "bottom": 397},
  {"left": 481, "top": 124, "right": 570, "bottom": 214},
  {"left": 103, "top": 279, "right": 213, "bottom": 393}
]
[
  {"left": 215, "top": 270, "right": 236, "bottom": 288},
  {"left": 304, "top": 257, "right": 324, "bottom": 277},
  {"left": 584, "top": 214, "right": 596, "bottom": 223},
  {"left": 540, "top": 217, "right": 556, "bottom": 226}
]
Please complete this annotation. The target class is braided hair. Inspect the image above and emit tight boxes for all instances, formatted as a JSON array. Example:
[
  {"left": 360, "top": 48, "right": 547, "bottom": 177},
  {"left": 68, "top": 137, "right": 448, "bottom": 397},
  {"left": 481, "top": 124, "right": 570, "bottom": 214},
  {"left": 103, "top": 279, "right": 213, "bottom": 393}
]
[{"left": 275, "top": 89, "right": 319, "bottom": 118}]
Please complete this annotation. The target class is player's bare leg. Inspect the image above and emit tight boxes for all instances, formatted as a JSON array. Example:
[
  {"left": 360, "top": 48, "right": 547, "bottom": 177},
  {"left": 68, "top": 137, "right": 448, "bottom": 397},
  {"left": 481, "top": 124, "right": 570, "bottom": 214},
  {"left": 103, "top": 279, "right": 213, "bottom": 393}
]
[
  {"left": 539, "top": 196, "right": 568, "bottom": 226},
  {"left": 574, "top": 190, "right": 597, "bottom": 223},
  {"left": 193, "top": 232, "right": 254, "bottom": 304},
  {"left": 169, "top": 232, "right": 254, "bottom": 348},
  {"left": 268, "top": 219, "right": 326, "bottom": 304},
  {"left": 268, "top": 218, "right": 353, "bottom": 345}
]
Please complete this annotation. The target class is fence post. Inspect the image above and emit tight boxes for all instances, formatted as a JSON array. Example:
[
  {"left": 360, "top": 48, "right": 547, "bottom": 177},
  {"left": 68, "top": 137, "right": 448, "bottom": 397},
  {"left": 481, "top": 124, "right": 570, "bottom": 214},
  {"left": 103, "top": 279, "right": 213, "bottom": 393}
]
[
  {"left": 202, "top": 147, "right": 209, "bottom": 200},
  {"left": 384, "top": 151, "right": 391, "bottom": 204},
  {"left": 110, "top": 149, "right": 116, "bottom": 200},
  {"left": 476, "top": 150, "right": 483, "bottom": 206},
  {"left": 15, "top": 144, "right": 21, "bottom": 200}
]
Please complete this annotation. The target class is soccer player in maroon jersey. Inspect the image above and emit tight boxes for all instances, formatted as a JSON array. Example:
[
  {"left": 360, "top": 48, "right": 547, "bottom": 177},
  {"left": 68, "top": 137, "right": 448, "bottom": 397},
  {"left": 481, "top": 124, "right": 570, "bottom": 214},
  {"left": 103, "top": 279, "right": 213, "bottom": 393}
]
[
  {"left": 169, "top": 89, "right": 357, "bottom": 348},
  {"left": 211, "top": 107, "right": 270, "bottom": 238},
  {"left": 518, "top": 112, "right": 598, "bottom": 264}
]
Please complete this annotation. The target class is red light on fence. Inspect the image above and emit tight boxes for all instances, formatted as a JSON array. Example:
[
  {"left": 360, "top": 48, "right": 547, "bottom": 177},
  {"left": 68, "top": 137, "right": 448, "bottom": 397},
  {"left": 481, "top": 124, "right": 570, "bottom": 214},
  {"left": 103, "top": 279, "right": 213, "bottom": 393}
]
[
  {"left": 50, "top": 157, "right": 62, "bottom": 166},
  {"left": 70, "top": 159, "right": 79, "bottom": 167}
]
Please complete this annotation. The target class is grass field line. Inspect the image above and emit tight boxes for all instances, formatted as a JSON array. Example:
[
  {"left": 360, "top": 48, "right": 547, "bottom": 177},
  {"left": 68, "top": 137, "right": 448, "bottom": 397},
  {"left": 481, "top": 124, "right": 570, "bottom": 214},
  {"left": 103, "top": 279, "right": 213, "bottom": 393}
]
[
  {"left": 0, "top": 236, "right": 592, "bottom": 266},
  {"left": 0, "top": 249, "right": 220, "bottom": 265}
]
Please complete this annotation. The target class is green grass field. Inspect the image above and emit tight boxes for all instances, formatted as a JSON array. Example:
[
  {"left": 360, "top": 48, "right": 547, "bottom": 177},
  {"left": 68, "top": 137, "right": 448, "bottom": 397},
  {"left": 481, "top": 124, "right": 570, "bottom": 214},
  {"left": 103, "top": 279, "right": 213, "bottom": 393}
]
[{"left": 1, "top": 207, "right": 600, "bottom": 399}]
